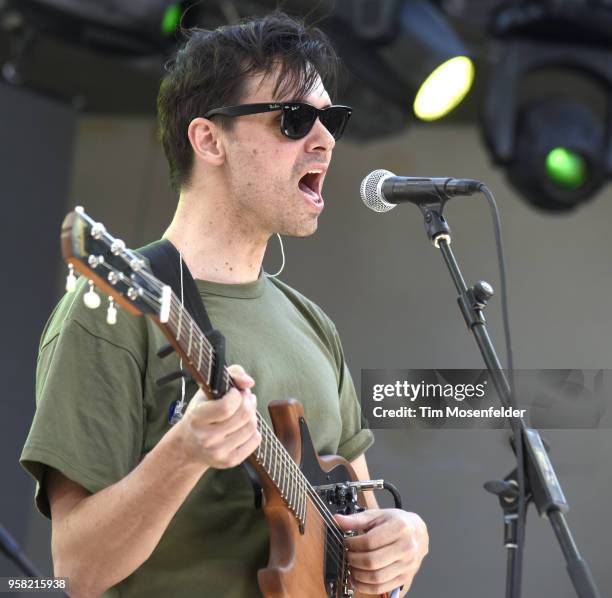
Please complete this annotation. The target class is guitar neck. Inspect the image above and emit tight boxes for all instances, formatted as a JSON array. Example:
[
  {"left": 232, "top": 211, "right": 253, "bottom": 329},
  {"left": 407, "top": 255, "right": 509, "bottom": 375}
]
[
  {"left": 161, "top": 298, "right": 232, "bottom": 395},
  {"left": 161, "top": 295, "right": 308, "bottom": 526},
  {"left": 61, "top": 207, "right": 315, "bottom": 534}
]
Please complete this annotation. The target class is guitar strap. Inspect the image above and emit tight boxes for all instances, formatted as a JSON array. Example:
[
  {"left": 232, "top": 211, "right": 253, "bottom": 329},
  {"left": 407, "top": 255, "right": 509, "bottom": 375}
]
[
  {"left": 138, "top": 239, "right": 213, "bottom": 335},
  {"left": 138, "top": 239, "right": 264, "bottom": 509},
  {"left": 139, "top": 238, "right": 228, "bottom": 397}
]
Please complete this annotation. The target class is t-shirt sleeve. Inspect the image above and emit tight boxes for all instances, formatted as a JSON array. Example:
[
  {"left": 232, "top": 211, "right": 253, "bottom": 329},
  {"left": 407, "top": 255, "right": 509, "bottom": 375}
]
[
  {"left": 20, "top": 313, "right": 145, "bottom": 519},
  {"left": 331, "top": 325, "right": 374, "bottom": 462}
]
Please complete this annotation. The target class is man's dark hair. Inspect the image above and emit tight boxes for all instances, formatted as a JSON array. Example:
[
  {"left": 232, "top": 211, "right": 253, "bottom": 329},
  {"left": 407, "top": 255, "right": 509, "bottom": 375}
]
[{"left": 157, "top": 11, "right": 341, "bottom": 192}]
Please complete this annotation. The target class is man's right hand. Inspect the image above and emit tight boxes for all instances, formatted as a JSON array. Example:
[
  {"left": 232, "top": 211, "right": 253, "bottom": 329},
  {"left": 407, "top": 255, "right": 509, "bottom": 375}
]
[
  {"left": 46, "top": 366, "right": 261, "bottom": 597},
  {"left": 178, "top": 364, "right": 262, "bottom": 469}
]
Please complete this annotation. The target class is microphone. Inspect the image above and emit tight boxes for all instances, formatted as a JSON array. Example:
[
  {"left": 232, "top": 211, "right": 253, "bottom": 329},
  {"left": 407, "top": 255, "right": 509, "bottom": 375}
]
[{"left": 360, "top": 169, "right": 483, "bottom": 213}]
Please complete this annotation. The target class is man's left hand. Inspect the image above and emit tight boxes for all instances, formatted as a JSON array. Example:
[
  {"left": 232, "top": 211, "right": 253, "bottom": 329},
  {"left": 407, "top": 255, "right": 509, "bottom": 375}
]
[{"left": 334, "top": 508, "right": 429, "bottom": 595}]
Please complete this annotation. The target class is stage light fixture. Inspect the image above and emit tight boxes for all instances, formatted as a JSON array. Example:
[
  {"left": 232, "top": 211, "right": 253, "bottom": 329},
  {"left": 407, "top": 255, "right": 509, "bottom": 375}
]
[
  {"left": 393, "top": 0, "right": 474, "bottom": 121},
  {"left": 3, "top": 0, "right": 191, "bottom": 56},
  {"left": 503, "top": 94, "right": 606, "bottom": 211},
  {"left": 483, "top": 40, "right": 612, "bottom": 212},
  {"left": 325, "top": 0, "right": 474, "bottom": 136}
]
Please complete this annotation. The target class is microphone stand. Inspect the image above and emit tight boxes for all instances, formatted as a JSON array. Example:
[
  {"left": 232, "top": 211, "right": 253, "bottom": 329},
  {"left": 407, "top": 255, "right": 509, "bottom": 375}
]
[
  {"left": 0, "top": 524, "right": 41, "bottom": 577},
  {"left": 0, "top": 523, "right": 69, "bottom": 597},
  {"left": 416, "top": 199, "right": 601, "bottom": 598}
]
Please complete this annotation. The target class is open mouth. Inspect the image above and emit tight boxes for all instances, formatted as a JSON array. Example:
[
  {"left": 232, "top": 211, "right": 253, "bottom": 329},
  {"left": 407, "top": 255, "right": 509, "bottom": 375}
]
[{"left": 298, "top": 169, "right": 324, "bottom": 204}]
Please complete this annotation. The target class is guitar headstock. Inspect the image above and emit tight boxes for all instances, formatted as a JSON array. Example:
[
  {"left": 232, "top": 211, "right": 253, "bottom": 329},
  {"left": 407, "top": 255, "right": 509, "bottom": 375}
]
[{"left": 61, "top": 207, "right": 171, "bottom": 323}]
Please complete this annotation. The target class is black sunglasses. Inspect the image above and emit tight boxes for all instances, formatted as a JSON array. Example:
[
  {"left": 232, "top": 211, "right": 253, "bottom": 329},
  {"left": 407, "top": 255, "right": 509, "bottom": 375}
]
[{"left": 203, "top": 102, "right": 352, "bottom": 140}]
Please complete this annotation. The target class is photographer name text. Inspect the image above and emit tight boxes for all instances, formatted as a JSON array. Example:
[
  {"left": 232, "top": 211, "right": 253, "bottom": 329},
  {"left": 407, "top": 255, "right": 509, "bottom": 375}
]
[{"left": 373, "top": 405, "right": 526, "bottom": 419}]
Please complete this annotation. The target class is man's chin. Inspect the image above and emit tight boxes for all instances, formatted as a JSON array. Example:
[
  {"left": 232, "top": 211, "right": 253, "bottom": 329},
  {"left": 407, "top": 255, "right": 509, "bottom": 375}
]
[
  {"left": 280, "top": 218, "right": 319, "bottom": 238},
  {"left": 295, "top": 223, "right": 318, "bottom": 237}
]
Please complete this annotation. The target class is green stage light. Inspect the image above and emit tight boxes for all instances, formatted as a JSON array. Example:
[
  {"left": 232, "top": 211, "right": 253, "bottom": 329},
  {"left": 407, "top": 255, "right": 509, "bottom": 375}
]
[
  {"left": 413, "top": 56, "right": 475, "bottom": 121},
  {"left": 12, "top": 1, "right": 192, "bottom": 56},
  {"left": 545, "top": 147, "right": 587, "bottom": 190},
  {"left": 161, "top": 3, "right": 181, "bottom": 36},
  {"left": 482, "top": 9, "right": 612, "bottom": 212},
  {"left": 504, "top": 97, "right": 605, "bottom": 211}
]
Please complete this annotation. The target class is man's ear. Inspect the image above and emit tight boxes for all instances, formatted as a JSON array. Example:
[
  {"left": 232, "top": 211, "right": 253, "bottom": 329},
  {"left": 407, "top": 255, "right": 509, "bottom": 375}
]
[{"left": 187, "top": 117, "right": 226, "bottom": 166}]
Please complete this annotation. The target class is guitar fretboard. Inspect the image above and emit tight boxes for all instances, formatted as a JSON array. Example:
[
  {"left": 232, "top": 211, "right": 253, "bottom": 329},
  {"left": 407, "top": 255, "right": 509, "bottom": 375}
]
[
  {"left": 63, "top": 207, "right": 351, "bottom": 594},
  {"left": 165, "top": 295, "right": 309, "bottom": 525}
]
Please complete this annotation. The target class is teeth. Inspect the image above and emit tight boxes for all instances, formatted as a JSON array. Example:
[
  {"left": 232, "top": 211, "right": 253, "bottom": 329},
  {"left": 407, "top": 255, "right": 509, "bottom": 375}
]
[{"left": 307, "top": 169, "right": 323, "bottom": 174}]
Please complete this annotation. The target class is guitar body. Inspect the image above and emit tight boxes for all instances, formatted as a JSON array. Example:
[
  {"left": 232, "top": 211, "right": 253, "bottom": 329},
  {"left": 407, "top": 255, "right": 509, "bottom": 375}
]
[{"left": 254, "top": 398, "right": 378, "bottom": 598}]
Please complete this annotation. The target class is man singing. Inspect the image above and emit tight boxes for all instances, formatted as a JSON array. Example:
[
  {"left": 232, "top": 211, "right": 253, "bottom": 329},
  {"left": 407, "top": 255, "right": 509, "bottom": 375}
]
[{"left": 21, "top": 11, "right": 428, "bottom": 597}]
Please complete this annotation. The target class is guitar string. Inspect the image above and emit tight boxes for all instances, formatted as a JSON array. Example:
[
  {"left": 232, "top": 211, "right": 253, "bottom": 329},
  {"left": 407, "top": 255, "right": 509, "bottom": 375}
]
[
  {"left": 94, "top": 262, "right": 349, "bottom": 550},
  {"left": 82, "top": 275, "right": 347, "bottom": 578},
  {"left": 75, "top": 217, "right": 351, "bottom": 583},
  {"left": 135, "top": 271, "right": 354, "bottom": 562},
  {"left": 77, "top": 218, "right": 349, "bottom": 566},
  {"left": 155, "top": 283, "right": 355, "bottom": 545},
  {"left": 256, "top": 420, "right": 348, "bottom": 576},
  {"left": 91, "top": 259, "right": 315, "bottom": 527},
  {"left": 86, "top": 282, "right": 350, "bottom": 581},
  {"left": 139, "top": 270, "right": 354, "bottom": 547},
  {"left": 87, "top": 262, "right": 352, "bottom": 568},
  {"left": 127, "top": 269, "right": 322, "bottom": 497},
  {"left": 158, "top": 312, "right": 352, "bottom": 569}
]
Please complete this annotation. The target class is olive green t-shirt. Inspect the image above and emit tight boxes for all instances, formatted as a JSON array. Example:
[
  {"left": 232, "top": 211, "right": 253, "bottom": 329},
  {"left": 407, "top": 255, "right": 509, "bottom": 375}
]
[{"left": 20, "top": 270, "right": 373, "bottom": 597}]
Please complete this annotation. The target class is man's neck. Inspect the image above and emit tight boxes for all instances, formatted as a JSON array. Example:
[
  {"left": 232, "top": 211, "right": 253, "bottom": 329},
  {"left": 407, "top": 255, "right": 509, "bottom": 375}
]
[{"left": 163, "top": 191, "right": 269, "bottom": 284}]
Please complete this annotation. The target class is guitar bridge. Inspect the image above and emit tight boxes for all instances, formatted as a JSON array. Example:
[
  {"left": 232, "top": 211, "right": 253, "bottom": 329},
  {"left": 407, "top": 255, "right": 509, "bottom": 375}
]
[{"left": 313, "top": 481, "right": 392, "bottom": 597}]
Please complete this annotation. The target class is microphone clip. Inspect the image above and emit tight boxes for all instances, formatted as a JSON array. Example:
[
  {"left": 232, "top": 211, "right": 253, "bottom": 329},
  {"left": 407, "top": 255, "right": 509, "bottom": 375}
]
[{"left": 418, "top": 203, "right": 452, "bottom": 247}]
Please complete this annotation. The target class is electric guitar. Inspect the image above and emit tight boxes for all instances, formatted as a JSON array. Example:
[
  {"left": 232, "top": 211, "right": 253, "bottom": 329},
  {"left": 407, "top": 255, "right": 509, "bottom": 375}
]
[{"left": 61, "top": 207, "right": 395, "bottom": 598}]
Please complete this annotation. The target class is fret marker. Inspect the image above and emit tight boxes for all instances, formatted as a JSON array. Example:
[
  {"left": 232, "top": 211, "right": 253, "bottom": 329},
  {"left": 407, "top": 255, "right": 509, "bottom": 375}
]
[{"left": 160, "top": 285, "right": 171, "bottom": 323}]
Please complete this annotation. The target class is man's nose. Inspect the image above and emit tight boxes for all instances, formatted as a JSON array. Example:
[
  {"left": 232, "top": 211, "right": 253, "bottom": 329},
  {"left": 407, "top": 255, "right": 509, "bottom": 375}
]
[{"left": 306, "top": 117, "right": 336, "bottom": 153}]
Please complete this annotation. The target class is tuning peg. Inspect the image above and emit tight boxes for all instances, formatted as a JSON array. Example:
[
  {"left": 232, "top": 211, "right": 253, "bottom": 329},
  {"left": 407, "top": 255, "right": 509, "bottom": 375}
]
[
  {"left": 83, "top": 280, "right": 101, "bottom": 309},
  {"left": 65, "top": 264, "right": 77, "bottom": 293},
  {"left": 90, "top": 222, "right": 106, "bottom": 240},
  {"left": 106, "top": 297, "right": 117, "bottom": 325},
  {"left": 88, "top": 255, "right": 105, "bottom": 269},
  {"left": 110, "top": 239, "right": 126, "bottom": 255}
]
